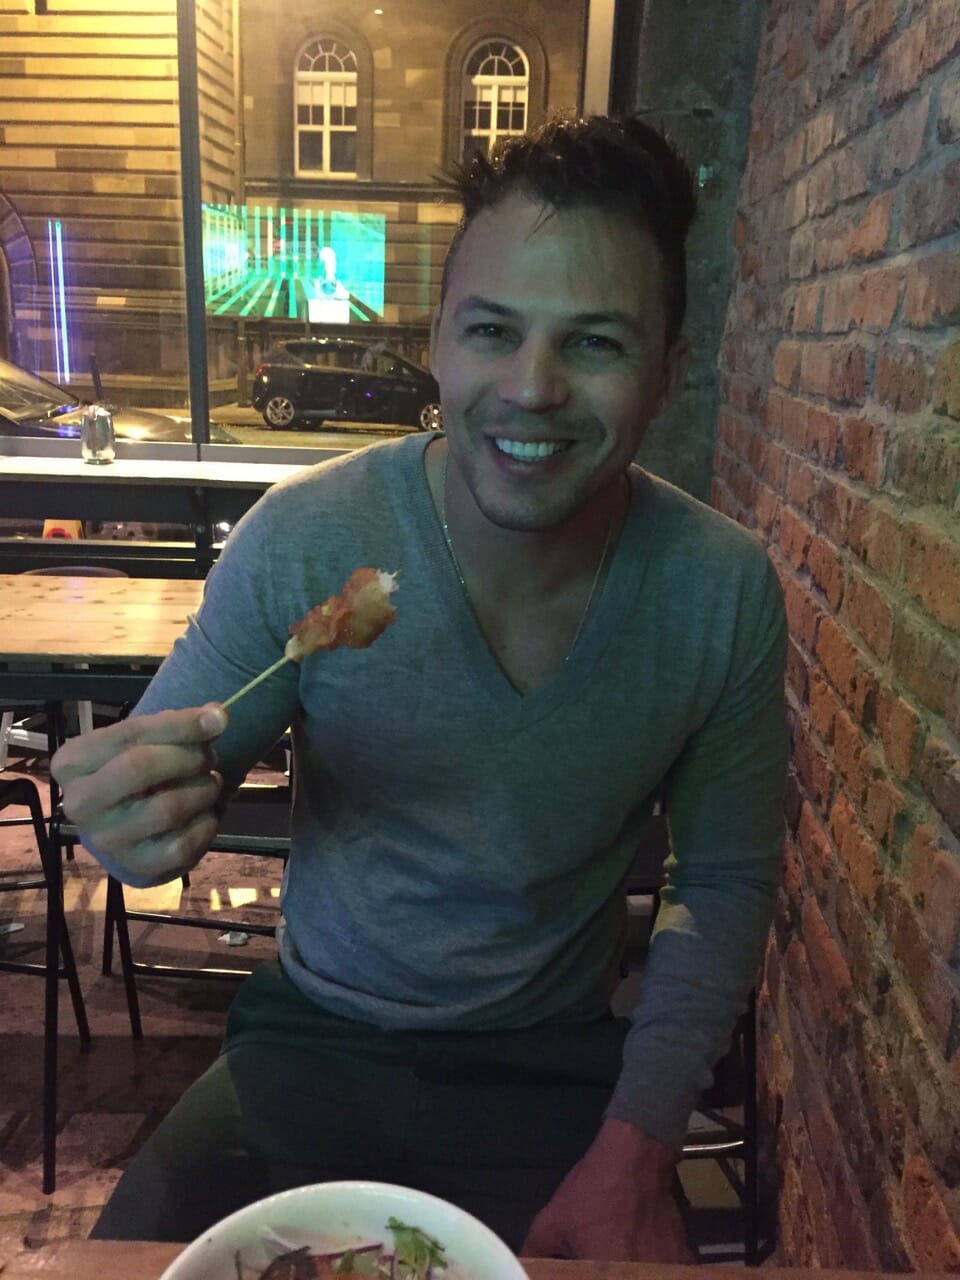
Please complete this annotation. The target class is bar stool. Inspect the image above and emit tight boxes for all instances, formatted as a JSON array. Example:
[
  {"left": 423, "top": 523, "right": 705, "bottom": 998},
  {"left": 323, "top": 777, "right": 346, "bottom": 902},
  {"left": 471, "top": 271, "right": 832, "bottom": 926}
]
[{"left": 0, "top": 776, "right": 91, "bottom": 1193}]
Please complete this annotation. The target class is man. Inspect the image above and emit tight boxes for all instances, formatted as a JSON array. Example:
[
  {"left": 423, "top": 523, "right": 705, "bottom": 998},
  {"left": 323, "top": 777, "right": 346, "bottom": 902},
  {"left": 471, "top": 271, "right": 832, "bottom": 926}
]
[{"left": 52, "top": 114, "right": 787, "bottom": 1260}]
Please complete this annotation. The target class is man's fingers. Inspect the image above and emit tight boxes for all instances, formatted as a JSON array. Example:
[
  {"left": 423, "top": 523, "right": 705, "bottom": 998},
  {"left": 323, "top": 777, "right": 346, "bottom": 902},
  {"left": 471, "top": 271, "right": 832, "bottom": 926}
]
[
  {"left": 105, "top": 809, "right": 223, "bottom": 889},
  {"left": 61, "top": 742, "right": 219, "bottom": 825},
  {"left": 52, "top": 703, "right": 228, "bottom": 783},
  {"left": 90, "top": 771, "right": 224, "bottom": 851}
]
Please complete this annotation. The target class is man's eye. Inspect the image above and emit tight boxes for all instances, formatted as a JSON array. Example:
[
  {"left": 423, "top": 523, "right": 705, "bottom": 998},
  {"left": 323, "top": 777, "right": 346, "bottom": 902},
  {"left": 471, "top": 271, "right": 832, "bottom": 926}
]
[
  {"left": 463, "top": 322, "right": 509, "bottom": 341},
  {"left": 572, "top": 334, "right": 624, "bottom": 357}
]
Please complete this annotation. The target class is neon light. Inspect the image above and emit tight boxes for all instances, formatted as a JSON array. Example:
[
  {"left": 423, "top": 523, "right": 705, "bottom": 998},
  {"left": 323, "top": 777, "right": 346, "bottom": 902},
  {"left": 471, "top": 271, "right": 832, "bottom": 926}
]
[
  {"left": 254, "top": 206, "right": 261, "bottom": 272},
  {"left": 47, "top": 221, "right": 61, "bottom": 382}
]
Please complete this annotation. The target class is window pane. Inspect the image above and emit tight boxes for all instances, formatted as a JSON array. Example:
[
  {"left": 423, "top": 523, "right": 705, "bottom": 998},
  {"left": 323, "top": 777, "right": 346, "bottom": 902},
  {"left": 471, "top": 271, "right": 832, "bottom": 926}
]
[
  {"left": 299, "top": 130, "right": 325, "bottom": 171},
  {"left": 330, "top": 131, "right": 357, "bottom": 174},
  {"left": 297, "top": 104, "right": 310, "bottom": 124}
]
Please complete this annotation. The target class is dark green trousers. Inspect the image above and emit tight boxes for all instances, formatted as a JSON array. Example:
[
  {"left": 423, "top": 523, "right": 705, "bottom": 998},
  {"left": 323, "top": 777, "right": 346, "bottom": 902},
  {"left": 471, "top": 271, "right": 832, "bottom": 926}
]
[{"left": 92, "top": 962, "right": 629, "bottom": 1247}]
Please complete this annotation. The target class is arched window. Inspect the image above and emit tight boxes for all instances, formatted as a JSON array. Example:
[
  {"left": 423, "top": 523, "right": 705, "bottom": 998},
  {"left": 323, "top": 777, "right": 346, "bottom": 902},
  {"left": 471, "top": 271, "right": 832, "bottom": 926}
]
[
  {"left": 461, "top": 39, "right": 529, "bottom": 163},
  {"left": 295, "top": 37, "right": 358, "bottom": 178}
]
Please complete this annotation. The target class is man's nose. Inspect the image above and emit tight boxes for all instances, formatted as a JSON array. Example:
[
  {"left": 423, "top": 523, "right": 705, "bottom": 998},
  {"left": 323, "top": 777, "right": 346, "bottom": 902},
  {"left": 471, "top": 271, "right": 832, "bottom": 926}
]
[{"left": 497, "top": 339, "right": 570, "bottom": 412}]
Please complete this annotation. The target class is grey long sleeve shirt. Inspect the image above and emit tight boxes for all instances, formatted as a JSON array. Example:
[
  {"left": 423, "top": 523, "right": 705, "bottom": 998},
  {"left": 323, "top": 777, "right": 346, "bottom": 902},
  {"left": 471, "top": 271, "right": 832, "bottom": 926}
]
[{"left": 135, "top": 433, "right": 787, "bottom": 1152}]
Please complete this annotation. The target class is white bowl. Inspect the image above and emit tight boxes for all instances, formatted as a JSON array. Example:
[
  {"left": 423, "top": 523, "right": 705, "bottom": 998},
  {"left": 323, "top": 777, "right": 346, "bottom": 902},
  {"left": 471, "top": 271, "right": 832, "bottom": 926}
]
[{"left": 159, "top": 1180, "right": 529, "bottom": 1280}]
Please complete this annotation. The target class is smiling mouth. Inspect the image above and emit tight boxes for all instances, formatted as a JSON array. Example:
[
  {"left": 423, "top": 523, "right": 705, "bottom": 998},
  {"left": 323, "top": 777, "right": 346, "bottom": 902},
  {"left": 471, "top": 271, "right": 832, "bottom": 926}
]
[{"left": 493, "top": 437, "right": 571, "bottom": 461}]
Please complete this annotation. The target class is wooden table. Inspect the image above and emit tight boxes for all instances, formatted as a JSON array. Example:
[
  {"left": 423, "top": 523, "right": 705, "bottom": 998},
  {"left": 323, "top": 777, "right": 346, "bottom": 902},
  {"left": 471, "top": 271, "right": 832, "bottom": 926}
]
[
  {"left": 0, "top": 573, "right": 203, "bottom": 702},
  {"left": 0, "top": 1243, "right": 950, "bottom": 1280}
]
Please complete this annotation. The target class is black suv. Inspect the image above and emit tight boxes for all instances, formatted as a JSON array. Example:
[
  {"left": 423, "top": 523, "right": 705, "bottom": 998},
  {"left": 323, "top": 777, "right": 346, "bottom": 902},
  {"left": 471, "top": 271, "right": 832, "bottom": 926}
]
[{"left": 251, "top": 338, "right": 442, "bottom": 432}]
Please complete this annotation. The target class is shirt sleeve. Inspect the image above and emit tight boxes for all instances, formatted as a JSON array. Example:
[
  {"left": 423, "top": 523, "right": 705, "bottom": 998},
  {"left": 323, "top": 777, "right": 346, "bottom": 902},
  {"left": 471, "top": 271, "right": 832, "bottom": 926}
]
[
  {"left": 135, "top": 495, "right": 303, "bottom": 792},
  {"left": 604, "top": 552, "right": 787, "bottom": 1152}
]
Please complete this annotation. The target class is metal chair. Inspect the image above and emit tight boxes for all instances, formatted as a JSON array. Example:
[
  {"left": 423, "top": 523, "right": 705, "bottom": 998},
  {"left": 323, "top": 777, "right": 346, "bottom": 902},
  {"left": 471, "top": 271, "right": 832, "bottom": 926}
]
[
  {"left": 0, "top": 776, "right": 91, "bottom": 1193},
  {"left": 55, "top": 781, "right": 293, "bottom": 1038}
]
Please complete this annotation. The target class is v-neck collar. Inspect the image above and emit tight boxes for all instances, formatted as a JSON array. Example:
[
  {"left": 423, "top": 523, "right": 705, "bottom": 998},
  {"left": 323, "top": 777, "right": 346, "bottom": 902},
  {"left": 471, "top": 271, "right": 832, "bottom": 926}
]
[{"left": 401, "top": 434, "right": 661, "bottom": 723}]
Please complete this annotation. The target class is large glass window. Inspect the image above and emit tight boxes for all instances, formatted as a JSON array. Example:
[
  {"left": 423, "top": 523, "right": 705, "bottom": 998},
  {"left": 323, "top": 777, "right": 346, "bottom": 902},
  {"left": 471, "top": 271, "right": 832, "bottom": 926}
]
[
  {"left": 295, "top": 38, "right": 359, "bottom": 178},
  {"left": 461, "top": 40, "right": 529, "bottom": 163}
]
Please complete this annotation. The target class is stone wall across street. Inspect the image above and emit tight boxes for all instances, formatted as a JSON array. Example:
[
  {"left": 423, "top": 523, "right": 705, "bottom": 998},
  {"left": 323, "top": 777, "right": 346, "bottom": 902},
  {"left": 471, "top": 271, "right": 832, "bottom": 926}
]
[{"left": 714, "top": 0, "right": 960, "bottom": 1267}]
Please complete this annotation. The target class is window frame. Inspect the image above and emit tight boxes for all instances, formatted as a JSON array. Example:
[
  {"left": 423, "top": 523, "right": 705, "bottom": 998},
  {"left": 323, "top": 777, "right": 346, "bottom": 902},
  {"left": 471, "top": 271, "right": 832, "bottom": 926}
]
[
  {"left": 294, "top": 36, "right": 360, "bottom": 180},
  {"left": 460, "top": 39, "right": 530, "bottom": 163}
]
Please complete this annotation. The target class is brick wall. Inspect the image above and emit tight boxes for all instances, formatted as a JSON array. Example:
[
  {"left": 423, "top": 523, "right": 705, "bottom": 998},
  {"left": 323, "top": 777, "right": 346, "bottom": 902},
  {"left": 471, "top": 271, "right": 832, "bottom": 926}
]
[{"left": 713, "top": 0, "right": 960, "bottom": 1268}]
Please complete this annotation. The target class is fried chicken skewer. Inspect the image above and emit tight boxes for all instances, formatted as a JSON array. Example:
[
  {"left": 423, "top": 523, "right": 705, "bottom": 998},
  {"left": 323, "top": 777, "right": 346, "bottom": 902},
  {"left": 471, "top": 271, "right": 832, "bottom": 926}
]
[{"left": 221, "top": 568, "right": 398, "bottom": 710}]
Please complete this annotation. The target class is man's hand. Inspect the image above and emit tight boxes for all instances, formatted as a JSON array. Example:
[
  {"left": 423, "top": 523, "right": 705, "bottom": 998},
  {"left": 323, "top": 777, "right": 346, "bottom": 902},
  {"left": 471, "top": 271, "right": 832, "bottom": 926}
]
[
  {"left": 521, "top": 1118, "right": 694, "bottom": 1263},
  {"left": 51, "top": 703, "right": 228, "bottom": 888}
]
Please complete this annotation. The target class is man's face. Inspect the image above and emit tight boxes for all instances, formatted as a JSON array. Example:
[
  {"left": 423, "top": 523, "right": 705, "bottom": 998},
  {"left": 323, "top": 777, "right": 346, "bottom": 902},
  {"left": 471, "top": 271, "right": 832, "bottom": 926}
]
[{"left": 430, "top": 191, "right": 689, "bottom": 533}]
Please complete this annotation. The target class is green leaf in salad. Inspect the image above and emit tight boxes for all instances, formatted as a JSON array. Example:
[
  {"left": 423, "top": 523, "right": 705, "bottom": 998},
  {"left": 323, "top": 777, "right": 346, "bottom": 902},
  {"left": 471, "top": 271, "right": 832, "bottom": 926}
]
[{"left": 387, "top": 1218, "right": 448, "bottom": 1280}]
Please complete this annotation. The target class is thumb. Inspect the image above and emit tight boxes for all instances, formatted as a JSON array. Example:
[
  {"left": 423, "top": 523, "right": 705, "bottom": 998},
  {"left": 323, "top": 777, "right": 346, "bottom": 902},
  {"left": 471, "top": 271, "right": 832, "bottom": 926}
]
[{"left": 520, "top": 1206, "right": 568, "bottom": 1259}]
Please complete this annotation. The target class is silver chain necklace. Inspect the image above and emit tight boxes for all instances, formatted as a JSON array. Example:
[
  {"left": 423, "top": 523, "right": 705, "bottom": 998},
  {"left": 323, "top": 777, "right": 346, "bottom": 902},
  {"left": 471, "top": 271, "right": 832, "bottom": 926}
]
[{"left": 439, "top": 454, "right": 616, "bottom": 662}]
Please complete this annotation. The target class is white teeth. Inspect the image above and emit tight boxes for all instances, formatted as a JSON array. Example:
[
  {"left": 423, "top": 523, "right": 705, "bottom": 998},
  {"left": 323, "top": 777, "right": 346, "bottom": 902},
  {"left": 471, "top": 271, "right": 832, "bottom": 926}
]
[{"left": 494, "top": 438, "right": 569, "bottom": 460}]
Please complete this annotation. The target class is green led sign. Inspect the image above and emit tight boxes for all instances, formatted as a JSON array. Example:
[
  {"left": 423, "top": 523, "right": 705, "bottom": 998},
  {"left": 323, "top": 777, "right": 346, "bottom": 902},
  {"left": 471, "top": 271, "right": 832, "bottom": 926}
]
[{"left": 202, "top": 203, "right": 386, "bottom": 322}]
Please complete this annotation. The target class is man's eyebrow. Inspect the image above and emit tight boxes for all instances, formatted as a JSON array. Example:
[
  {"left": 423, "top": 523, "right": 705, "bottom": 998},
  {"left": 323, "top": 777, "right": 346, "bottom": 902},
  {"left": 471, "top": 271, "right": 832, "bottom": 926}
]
[
  {"left": 454, "top": 296, "right": 516, "bottom": 318},
  {"left": 454, "top": 297, "right": 645, "bottom": 333}
]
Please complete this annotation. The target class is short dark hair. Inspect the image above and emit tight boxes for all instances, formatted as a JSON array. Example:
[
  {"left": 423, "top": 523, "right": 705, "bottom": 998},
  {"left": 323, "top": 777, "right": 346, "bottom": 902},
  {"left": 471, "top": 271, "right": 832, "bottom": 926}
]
[{"left": 440, "top": 114, "right": 698, "bottom": 345}]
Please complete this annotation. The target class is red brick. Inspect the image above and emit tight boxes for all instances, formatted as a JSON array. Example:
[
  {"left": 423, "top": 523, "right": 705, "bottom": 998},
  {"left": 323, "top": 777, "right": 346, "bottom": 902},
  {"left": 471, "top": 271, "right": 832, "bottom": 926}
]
[
  {"left": 810, "top": 667, "right": 842, "bottom": 742},
  {"left": 785, "top": 176, "right": 810, "bottom": 229},
  {"left": 822, "top": 275, "right": 858, "bottom": 333},
  {"left": 890, "top": 609, "right": 960, "bottom": 723},
  {"left": 834, "top": 146, "right": 870, "bottom": 203},
  {"left": 818, "top": 613, "right": 876, "bottom": 720},
  {"left": 809, "top": 533, "right": 845, "bottom": 609},
  {"left": 792, "top": 283, "right": 822, "bottom": 333},
  {"left": 919, "top": 738, "right": 960, "bottom": 840},
  {"left": 874, "top": 343, "right": 931, "bottom": 413},
  {"left": 864, "top": 774, "right": 905, "bottom": 844},
  {"left": 781, "top": 395, "right": 810, "bottom": 449},
  {"left": 795, "top": 715, "right": 837, "bottom": 811},
  {"left": 847, "top": 190, "right": 893, "bottom": 260},
  {"left": 786, "top": 632, "right": 810, "bottom": 704},
  {"left": 785, "top": 575, "right": 827, "bottom": 652},
  {"left": 903, "top": 522, "right": 960, "bottom": 631},
  {"left": 841, "top": 415, "right": 886, "bottom": 485},
  {"left": 783, "top": 128, "right": 807, "bottom": 179},
  {"left": 909, "top": 824, "right": 960, "bottom": 962},
  {"left": 850, "top": 268, "right": 901, "bottom": 331},
  {"left": 784, "top": 29, "right": 809, "bottom": 80},
  {"left": 831, "top": 791, "right": 882, "bottom": 906},
  {"left": 815, "top": 0, "right": 846, "bottom": 48},
  {"left": 871, "top": 93, "right": 931, "bottom": 183},
  {"left": 755, "top": 482, "right": 780, "bottom": 533},
  {"left": 774, "top": 339, "right": 802, "bottom": 388},
  {"left": 807, "top": 160, "right": 836, "bottom": 219},
  {"left": 846, "top": 499, "right": 902, "bottom": 580},
  {"left": 800, "top": 343, "right": 833, "bottom": 397},
  {"left": 902, "top": 1156, "right": 960, "bottom": 1271},
  {"left": 811, "top": 473, "right": 858, "bottom": 544},
  {"left": 939, "top": 77, "right": 960, "bottom": 143},
  {"left": 882, "top": 879, "right": 959, "bottom": 1054},
  {"left": 932, "top": 337, "right": 960, "bottom": 419},
  {"left": 805, "top": 405, "right": 844, "bottom": 464},
  {"left": 900, "top": 159, "right": 960, "bottom": 249},
  {"left": 878, "top": 15, "right": 927, "bottom": 104},
  {"left": 922, "top": 0, "right": 960, "bottom": 73},
  {"left": 807, "top": 110, "right": 835, "bottom": 163},
  {"left": 876, "top": 688, "right": 921, "bottom": 781},
  {"left": 802, "top": 894, "right": 854, "bottom": 1022},
  {"left": 833, "top": 83, "right": 873, "bottom": 146},
  {"left": 834, "top": 704, "right": 877, "bottom": 804},
  {"left": 798, "top": 798, "right": 835, "bottom": 896},
  {"left": 903, "top": 252, "right": 960, "bottom": 327},
  {"left": 845, "top": 570, "right": 893, "bottom": 661},
  {"left": 850, "top": 0, "right": 896, "bottom": 65},
  {"left": 888, "top": 429, "right": 960, "bottom": 506},
  {"left": 780, "top": 504, "right": 813, "bottom": 570},
  {"left": 786, "top": 456, "right": 819, "bottom": 515}
]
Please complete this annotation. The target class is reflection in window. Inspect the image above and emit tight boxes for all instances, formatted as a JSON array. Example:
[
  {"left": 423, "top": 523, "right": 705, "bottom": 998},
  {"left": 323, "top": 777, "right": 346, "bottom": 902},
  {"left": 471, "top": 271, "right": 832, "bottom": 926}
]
[
  {"left": 462, "top": 40, "right": 528, "bottom": 163},
  {"left": 295, "top": 38, "right": 358, "bottom": 178}
]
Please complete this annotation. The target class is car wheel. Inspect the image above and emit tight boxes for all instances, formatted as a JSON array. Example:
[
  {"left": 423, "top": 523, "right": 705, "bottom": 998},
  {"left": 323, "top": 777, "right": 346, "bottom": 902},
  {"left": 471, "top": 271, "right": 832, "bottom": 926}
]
[
  {"left": 419, "top": 402, "right": 443, "bottom": 431},
  {"left": 263, "top": 395, "right": 298, "bottom": 428}
]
